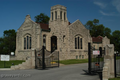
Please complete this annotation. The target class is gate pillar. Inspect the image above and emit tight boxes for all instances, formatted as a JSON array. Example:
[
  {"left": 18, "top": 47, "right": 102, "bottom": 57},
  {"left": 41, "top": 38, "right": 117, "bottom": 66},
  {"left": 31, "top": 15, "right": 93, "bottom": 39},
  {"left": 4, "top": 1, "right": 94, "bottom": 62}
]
[
  {"left": 103, "top": 44, "right": 114, "bottom": 80},
  {"left": 31, "top": 48, "right": 36, "bottom": 68}
]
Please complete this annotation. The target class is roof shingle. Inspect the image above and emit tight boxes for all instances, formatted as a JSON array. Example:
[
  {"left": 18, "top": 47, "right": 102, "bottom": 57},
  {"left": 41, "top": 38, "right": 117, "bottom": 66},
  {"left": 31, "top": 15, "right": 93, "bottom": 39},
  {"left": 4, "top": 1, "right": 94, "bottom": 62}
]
[
  {"left": 37, "top": 23, "right": 49, "bottom": 30},
  {"left": 92, "top": 36, "right": 103, "bottom": 43}
]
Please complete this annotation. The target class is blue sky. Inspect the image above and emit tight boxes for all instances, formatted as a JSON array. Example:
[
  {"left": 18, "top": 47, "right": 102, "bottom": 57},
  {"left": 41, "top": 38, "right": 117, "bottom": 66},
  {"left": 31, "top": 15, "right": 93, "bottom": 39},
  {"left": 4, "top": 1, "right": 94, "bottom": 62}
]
[{"left": 0, "top": 0, "right": 120, "bottom": 37}]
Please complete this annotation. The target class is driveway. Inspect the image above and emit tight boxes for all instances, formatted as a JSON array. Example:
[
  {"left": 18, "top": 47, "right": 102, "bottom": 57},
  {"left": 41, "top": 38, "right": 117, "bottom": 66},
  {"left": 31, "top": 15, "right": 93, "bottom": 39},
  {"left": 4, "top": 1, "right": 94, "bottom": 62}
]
[{"left": 0, "top": 63, "right": 100, "bottom": 80}]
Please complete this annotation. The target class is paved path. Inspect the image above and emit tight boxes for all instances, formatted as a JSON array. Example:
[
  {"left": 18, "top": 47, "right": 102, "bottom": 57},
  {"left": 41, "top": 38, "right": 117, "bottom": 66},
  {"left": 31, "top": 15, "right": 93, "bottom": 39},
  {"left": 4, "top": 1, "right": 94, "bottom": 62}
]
[{"left": 0, "top": 63, "right": 100, "bottom": 80}]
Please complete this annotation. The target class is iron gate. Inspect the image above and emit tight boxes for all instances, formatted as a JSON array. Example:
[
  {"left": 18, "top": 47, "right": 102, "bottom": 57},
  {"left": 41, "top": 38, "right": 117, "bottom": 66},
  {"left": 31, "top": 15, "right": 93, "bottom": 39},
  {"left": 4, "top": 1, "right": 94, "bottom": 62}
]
[
  {"left": 88, "top": 43, "right": 105, "bottom": 74},
  {"left": 114, "top": 53, "right": 120, "bottom": 77},
  {"left": 35, "top": 46, "right": 59, "bottom": 69}
]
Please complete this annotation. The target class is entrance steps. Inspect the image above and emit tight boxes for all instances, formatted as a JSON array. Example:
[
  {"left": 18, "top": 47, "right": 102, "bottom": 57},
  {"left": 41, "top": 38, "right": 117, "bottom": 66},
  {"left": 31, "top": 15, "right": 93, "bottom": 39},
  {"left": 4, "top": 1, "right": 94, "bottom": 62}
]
[{"left": 11, "top": 58, "right": 32, "bottom": 70}]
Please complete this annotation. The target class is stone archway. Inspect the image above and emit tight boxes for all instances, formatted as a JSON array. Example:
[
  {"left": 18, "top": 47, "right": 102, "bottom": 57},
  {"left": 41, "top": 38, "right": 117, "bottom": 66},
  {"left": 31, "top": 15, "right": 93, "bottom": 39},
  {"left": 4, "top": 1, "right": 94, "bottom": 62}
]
[{"left": 51, "top": 36, "right": 57, "bottom": 53}]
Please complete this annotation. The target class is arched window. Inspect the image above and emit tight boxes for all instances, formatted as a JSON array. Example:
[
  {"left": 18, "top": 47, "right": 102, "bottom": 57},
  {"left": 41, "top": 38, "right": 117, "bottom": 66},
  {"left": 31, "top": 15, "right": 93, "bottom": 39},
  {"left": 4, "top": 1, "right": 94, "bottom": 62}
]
[
  {"left": 75, "top": 35, "right": 82, "bottom": 49},
  {"left": 24, "top": 37, "right": 26, "bottom": 49},
  {"left": 24, "top": 34, "right": 31, "bottom": 49}
]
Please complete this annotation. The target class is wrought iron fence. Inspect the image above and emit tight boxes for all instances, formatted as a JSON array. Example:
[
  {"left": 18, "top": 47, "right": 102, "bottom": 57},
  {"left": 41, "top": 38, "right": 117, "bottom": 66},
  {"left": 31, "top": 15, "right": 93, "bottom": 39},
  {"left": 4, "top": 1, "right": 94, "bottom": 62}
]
[
  {"left": 88, "top": 43, "right": 105, "bottom": 74},
  {"left": 35, "top": 46, "right": 59, "bottom": 69},
  {"left": 114, "top": 53, "right": 120, "bottom": 77}
]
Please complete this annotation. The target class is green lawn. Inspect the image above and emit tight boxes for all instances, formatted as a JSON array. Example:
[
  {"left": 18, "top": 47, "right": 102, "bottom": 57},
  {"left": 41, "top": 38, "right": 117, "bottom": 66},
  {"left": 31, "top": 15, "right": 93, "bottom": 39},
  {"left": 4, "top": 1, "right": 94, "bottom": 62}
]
[
  {"left": 0, "top": 60, "right": 25, "bottom": 68},
  {"left": 109, "top": 77, "right": 120, "bottom": 80},
  {"left": 59, "top": 59, "right": 88, "bottom": 65},
  {"left": 116, "top": 56, "right": 120, "bottom": 59}
]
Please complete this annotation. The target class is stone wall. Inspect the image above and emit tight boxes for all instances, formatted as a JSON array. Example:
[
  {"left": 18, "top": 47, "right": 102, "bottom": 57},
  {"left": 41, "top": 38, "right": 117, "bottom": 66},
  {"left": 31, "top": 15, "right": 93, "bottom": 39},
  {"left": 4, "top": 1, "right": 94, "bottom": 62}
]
[
  {"left": 11, "top": 48, "right": 36, "bottom": 70},
  {"left": 10, "top": 56, "right": 16, "bottom": 60},
  {"left": 68, "top": 20, "right": 91, "bottom": 59},
  {"left": 16, "top": 50, "right": 32, "bottom": 60},
  {"left": 15, "top": 15, "right": 42, "bottom": 60}
]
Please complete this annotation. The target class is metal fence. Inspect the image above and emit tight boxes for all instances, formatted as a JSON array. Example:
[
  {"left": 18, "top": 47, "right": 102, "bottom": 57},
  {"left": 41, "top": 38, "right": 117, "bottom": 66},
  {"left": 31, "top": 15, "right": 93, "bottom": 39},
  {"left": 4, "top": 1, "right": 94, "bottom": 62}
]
[
  {"left": 114, "top": 53, "right": 120, "bottom": 77},
  {"left": 35, "top": 46, "right": 59, "bottom": 69},
  {"left": 88, "top": 43, "right": 105, "bottom": 74}
]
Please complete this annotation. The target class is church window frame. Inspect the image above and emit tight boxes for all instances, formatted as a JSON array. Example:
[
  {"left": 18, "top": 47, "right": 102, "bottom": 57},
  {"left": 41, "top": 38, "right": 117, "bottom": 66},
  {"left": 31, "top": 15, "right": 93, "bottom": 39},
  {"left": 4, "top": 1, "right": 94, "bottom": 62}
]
[
  {"left": 55, "top": 11, "right": 57, "bottom": 20},
  {"left": 75, "top": 35, "right": 83, "bottom": 49},
  {"left": 24, "top": 34, "right": 32, "bottom": 50}
]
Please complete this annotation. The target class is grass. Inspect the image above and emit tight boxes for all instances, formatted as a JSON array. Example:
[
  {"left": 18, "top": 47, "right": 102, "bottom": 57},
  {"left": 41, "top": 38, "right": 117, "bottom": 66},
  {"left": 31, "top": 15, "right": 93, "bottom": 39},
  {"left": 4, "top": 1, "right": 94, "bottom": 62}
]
[
  {"left": 109, "top": 77, "right": 120, "bottom": 80},
  {"left": 59, "top": 59, "right": 88, "bottom": 65},
  {"left": 0, "top": 60, "right": 25, "bottom": 68},
  {"left": 116, "top": 56, "right": 120, "bottom": 59}
]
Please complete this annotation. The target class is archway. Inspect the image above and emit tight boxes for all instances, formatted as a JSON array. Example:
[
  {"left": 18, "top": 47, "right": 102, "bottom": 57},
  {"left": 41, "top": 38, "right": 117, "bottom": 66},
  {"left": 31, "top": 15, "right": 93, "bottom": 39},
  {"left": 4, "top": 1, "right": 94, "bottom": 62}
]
[{"left": 51, "top": 36, "right": 57, "bottom": 53}]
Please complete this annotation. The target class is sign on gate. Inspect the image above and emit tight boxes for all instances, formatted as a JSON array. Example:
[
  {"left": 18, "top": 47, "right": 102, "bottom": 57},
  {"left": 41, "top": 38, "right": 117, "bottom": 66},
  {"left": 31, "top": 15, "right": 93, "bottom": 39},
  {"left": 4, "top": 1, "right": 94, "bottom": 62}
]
[
  {"left": 93, "top": 50, "right": 100, "bottom": 55},
  {"left": 1, "top": 55, "right": 10, "bottom": 61}
]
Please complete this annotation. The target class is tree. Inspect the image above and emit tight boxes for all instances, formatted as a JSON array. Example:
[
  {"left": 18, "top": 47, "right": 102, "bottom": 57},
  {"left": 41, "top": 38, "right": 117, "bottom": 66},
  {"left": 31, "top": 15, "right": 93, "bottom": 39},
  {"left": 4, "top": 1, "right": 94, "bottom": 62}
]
[
  {"left": 104, "top": 27, "right": 111, "bottom": 39},
  {"left": 111, "top": 30, "right": 120, "bottom": 52},
  {"left": 93, "top": 19, "right": 99, "bottom": 25},
  {"left": 85, "top": 20, "right": 93, "bottom": 30},
  {"left": 85, "top": 19, "right": 111, "bottom": 37},
  {"left": 34, "top": 13, "right": 50, "bottom": 24},
  {"left": 0, "top": 29, "right": 16, "bottom": 55}
]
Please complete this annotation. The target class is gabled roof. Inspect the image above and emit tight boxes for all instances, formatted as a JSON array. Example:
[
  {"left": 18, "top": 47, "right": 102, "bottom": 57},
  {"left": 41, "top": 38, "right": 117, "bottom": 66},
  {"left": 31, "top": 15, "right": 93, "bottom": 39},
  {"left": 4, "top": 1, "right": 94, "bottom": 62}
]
[
  {"left": 36, "top": 23, "right": 50, "bottom": 31},
  {"left": 92, "top": 36, "right": 103, "bottom": 43}
]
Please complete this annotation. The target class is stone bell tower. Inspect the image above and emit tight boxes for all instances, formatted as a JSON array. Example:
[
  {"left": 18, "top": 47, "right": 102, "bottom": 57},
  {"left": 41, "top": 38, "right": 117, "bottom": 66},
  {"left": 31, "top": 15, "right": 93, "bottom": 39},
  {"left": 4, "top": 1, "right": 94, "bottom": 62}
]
[
  {"left": 50, "top": 5, "right": 68, "bottom": 21},
  {"left": 49, "top": 5, "right": 69, "bottom": 30},
  {"left": 48, "top": 5, "right": 69, "bottom": 59}
]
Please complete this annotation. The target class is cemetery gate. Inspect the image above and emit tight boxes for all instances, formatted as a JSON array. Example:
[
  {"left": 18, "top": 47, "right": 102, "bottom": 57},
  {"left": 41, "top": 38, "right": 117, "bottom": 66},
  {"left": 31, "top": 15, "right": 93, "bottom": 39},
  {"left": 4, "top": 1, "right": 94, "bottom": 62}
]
[
  {"left": 114, "top": 52, "right": 120, "bottom": 77},
  {"left": 35, "top": 46, "right": 59, "bottom": 69},
  {"left": 88, "top": 43, "right": 105, "bottom": 74}
]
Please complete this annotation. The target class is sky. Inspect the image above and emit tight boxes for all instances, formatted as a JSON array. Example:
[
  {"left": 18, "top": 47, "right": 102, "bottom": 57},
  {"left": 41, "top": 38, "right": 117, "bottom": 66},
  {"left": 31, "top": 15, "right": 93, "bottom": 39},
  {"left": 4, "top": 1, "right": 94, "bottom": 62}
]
[{"left": 0, "top": 0, "right": 120, "bottom": 37}]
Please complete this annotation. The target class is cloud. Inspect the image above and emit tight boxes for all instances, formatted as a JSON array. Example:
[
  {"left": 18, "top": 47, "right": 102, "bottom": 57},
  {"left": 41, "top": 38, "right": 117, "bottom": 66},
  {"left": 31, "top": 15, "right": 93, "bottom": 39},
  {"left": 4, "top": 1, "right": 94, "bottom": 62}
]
[
  {"left": 99, "top": 10, "right": 114, "bottom": 16},
  {"left": 93, "top": 1, "right": 107, "bottom": 9},
  {"left": 112, "top": 0, "right": 120, "bottom": 13}
]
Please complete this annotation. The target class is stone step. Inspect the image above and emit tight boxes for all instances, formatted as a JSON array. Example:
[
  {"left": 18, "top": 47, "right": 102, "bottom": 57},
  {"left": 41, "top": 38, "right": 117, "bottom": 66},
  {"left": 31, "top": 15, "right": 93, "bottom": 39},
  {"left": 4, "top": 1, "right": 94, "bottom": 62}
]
[
  {"left": 11, "top": 66, "right": 15, "bottom": 70},
  {"left": 14, "top": 65, "right": 19, "bottom": 70}
]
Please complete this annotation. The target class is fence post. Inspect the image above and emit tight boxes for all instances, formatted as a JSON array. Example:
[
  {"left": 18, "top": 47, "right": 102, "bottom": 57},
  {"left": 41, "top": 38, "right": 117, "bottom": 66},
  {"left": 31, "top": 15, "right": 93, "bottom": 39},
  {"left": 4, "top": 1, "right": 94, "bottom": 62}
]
[
  {"left": 99, "top": 47, "right": 102, "bottom": 69},
  {"left": 42, "top": 46, "right": 45, "bottom": 69},
  {"left": 88, "top": 42, "right": 91, "bottom": 74},
  {"left": 114, "top": 53, "right": 116, "bottom": 77},
  {"left": 99, "top": 47, "right": 102, "bottom": 56}
]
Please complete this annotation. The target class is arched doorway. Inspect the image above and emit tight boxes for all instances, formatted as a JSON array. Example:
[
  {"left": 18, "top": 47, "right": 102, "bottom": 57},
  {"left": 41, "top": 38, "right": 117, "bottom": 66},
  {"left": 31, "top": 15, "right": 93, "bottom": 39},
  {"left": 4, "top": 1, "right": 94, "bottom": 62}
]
[{"left": 51, "top": 36, "right": 57, "bottom": 53}]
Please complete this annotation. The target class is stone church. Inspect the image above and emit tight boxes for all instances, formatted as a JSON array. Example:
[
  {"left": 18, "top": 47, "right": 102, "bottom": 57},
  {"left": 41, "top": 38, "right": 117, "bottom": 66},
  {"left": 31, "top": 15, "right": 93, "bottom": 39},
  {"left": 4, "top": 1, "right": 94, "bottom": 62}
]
[{"left": 15, "top": 5, "right": 93, "bottom": 60}]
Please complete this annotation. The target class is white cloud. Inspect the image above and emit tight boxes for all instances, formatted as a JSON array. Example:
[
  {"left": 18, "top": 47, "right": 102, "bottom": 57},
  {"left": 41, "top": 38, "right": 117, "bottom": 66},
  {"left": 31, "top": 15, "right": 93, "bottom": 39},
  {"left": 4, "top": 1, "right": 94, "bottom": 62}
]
[
  {"left": 99, "top": 10, "right": 114, "bottom": 16},
  {"left": 112, "top": 0, "right": 120, "bottom": 13},
  {"left": 93, "top": 1, "right": 107, "bottom": 9}
]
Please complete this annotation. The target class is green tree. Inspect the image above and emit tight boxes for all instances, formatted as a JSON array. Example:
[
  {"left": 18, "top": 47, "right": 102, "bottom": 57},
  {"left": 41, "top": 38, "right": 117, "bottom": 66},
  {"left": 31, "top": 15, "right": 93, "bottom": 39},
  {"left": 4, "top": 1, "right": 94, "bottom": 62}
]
[
  {"left": 85, "top": 19, "right": 111, "bottom": 37},
  {"left": 111, "top": 30, "right": 120, "bottom": 52},
  {"left": 93, "top": 19, "right": 99, "bottom": 25},
  {"left": 0, "top": 29, "right": 16, "bottom": 55},
  {"left": 85, "top": 20, "right": 93, "bottom": 30},
  {"left": 104, "top": 27, "right": 111, "bottom": 39},
  {"left": 34, "top": 13, "right": 50, "bottom": 24},
  {"left": 0, "top": 38, "right": 4, "bottom": 54}
]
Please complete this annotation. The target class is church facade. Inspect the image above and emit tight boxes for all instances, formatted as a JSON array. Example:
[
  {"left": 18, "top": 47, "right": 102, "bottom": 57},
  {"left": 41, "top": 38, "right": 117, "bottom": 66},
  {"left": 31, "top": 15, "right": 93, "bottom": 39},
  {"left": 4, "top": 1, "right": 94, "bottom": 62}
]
[{"left": 15, "top": 5, "right": 93, "bottom": 60}]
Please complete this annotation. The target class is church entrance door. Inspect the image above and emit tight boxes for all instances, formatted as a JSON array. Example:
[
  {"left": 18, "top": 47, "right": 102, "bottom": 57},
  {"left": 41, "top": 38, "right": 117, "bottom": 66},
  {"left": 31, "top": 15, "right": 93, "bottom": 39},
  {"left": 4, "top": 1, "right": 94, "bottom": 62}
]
[{"left": 51, "top": 36, "right": 57, "bottom": 53}]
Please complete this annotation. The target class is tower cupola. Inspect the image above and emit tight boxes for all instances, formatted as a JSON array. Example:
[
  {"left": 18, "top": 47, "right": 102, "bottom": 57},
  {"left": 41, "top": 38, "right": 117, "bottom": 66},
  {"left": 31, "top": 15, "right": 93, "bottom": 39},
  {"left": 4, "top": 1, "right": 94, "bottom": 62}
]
[{"left": 50, "top": 5, "right": 68, "bottom": 21}]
